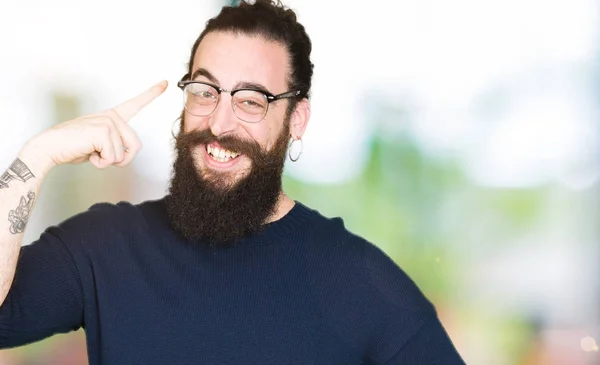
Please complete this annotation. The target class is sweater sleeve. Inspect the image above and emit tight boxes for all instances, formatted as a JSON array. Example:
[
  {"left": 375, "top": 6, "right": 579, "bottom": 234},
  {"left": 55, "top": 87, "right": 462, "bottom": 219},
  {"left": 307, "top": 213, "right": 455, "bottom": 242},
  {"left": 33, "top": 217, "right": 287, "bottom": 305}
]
[
  {"left": 0, "top": 225, "right": 84, "bottom": 348},
  {"left": 360, "top": 241, "right": 465, "bottom": 364}
]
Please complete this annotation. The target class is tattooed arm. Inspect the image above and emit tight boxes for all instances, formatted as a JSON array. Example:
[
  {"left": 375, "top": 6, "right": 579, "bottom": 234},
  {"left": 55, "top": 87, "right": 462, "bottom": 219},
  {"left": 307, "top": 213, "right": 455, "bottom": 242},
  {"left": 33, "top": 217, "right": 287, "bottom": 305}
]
[
  {"left": 0, "top": 82, "right": 166, "bottom": 312},
  {"left": 0, "top": 147, "right": 51, "bottom": 307}
]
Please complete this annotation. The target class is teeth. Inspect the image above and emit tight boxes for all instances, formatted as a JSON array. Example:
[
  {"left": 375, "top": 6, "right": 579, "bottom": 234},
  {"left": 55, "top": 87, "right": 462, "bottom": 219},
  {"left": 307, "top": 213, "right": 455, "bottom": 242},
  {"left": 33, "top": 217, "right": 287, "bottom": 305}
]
[{"left": 205, "top": 145, "right": 240, "bottom": 162}]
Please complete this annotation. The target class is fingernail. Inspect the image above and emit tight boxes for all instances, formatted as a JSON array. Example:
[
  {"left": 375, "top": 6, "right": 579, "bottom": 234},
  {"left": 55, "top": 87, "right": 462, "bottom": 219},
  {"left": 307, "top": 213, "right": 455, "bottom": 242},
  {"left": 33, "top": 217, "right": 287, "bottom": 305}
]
[{"left": 157, "top": 80, "right": 168, "bottom": 89}]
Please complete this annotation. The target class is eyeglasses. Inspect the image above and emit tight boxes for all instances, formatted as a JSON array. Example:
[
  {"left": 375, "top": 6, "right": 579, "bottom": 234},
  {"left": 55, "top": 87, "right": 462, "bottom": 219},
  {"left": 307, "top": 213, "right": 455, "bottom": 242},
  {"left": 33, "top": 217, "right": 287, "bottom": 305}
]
[{"left": 177, "top": 78, "right": 302, "bottom": 123}]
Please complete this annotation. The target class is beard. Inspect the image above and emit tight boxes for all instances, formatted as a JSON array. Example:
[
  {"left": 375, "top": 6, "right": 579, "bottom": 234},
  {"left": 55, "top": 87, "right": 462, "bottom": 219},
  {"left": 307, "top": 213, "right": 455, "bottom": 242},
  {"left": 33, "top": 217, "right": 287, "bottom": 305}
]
[{"left": 165, "top": 117, "right": 291, "bottom": 246}]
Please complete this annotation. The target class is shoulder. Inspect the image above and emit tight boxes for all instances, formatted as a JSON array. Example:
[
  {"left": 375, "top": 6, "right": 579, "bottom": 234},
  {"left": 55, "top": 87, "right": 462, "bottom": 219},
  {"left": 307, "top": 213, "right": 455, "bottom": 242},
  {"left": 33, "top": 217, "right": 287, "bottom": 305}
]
[
  {"left": 46, "top": 198, "right": 169, "bottom": 250},
  {"left": 291, "top": 201, "right": 356, "bottom": 244},
  {"left": 295, "top": 203, "right": 439, "bottom": 355},
  {"left": 293, "top": 201, "right": 388, "bottom": 256},
  {"left": 58, "top": 198, "right": 164, "bottom": 228},
  {"left": 296, "top": 202, "right": 435, "bottom": 312}
]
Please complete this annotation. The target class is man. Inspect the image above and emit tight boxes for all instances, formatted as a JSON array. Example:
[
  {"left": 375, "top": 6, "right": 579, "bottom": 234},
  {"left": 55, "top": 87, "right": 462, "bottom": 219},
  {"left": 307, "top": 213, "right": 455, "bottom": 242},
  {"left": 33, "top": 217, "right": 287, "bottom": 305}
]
[{"left": 0, "top": 1, "right": 466, "bottom": 364}]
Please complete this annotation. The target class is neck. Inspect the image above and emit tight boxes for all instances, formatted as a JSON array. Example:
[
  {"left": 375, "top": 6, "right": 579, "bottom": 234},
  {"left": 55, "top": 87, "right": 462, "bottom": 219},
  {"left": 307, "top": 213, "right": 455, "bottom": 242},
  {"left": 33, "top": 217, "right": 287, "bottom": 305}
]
[{"left": 267, "top": 192, "right": 296, "bottom": 224}]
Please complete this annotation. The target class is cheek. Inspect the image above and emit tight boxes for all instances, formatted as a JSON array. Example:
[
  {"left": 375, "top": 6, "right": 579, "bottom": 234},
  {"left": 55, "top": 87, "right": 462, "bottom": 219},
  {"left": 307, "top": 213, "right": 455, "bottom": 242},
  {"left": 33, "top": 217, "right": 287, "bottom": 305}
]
[
  {"left": 183, "top": 114, "right": 210, "bottom": 133},
  {"left": 267, "top": 128, "right": 281, "bottom": 150},
  {"left": 256, "top": 115, "right": 287, "bottom": 149},
  {"left": 265, "top": 121, "right": 289, "bottom": 150},
  {"left": 239, "top": 123, "right": 270, "bottom": 147}
]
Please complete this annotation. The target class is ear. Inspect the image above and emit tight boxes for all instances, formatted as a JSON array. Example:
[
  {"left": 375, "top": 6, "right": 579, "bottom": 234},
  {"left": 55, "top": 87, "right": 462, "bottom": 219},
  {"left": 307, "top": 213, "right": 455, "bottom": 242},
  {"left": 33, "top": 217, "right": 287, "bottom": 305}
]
[{"left": 289, "top": 99, "right": 311, "bottom": 139}]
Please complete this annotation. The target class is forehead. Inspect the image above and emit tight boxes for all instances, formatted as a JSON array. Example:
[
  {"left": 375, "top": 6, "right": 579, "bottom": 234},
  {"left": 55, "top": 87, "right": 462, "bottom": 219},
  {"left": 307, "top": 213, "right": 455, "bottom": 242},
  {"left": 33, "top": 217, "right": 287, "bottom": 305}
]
[{"left": 192, "top": 32, "right": 290, "bottom": 92}]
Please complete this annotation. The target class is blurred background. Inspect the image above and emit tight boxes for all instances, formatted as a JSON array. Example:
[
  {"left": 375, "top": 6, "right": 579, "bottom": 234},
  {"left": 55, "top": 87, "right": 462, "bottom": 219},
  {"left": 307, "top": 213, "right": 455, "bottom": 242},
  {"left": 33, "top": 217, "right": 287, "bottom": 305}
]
[{"left": 0, "top": 0, "right": 599, "bottom": 364}]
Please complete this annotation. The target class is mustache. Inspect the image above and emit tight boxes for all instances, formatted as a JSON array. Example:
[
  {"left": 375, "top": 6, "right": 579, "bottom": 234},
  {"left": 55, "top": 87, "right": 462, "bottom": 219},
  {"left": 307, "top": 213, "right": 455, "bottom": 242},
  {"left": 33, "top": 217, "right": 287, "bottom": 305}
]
[{"left": 174, "top": 128, "right": 268, "bottom": 165}]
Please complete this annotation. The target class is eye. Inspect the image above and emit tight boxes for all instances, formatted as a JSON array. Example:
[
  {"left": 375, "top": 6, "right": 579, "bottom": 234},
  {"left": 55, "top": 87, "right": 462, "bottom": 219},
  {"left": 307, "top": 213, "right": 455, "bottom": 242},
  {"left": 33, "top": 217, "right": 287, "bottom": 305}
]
[
  {"left": 187, "top": 83, "right": 218, "bottom": 99},
  {"left": 241, "top": 100, "right": 262, "bottom": 107},
  {"left": 196, "top": 90, "right": 217, "bottom": 99}
]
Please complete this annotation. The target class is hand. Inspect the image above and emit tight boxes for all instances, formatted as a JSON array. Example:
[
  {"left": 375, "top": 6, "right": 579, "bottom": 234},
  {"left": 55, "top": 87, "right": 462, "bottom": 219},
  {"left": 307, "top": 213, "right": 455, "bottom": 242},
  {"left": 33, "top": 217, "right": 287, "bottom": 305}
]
[{"left": 24, "top": 80, "right": 168, "bottom": 172}]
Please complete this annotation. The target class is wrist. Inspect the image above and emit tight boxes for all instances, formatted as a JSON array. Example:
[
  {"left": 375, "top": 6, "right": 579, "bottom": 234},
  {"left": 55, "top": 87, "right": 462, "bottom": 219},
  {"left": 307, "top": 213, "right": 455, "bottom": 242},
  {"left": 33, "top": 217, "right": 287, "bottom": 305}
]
[{"left": 18, "top": 139, "right": 56, "bottom": 177}]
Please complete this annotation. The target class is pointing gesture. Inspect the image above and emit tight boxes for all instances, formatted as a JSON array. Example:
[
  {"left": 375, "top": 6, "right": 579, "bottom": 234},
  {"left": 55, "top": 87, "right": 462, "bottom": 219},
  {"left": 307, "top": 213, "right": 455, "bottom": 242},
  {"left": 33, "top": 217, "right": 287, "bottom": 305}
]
[
  {"left": 112, "top": 80, "right": 168, "bottom": 121},
  {"left": 25, "top": 81, "right": 168, "bottom": 173}
]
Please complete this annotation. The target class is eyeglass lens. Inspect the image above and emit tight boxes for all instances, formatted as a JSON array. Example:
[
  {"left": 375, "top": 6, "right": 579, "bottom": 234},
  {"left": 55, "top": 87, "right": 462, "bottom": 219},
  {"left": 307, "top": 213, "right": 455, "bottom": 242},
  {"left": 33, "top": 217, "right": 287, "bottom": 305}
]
[{"left": 183, "top": 83, "right": 268, "bottom": 123}]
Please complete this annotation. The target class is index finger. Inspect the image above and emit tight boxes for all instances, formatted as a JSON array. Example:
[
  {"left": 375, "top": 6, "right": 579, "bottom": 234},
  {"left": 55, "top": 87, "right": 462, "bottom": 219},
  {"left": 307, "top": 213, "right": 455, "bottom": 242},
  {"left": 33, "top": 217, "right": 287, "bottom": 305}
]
[{"left": 112, "top": 80, "right": 168, "bottom": 121}]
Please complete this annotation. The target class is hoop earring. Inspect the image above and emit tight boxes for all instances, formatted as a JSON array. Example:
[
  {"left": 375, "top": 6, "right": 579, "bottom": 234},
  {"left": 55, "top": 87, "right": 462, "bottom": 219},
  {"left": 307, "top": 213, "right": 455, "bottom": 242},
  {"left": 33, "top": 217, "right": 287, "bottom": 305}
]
[
  {"left": 171, "top": 118, "right": 182, "bottom": 139},
  {"left": 288, "top": 138, "right": 303, "bottom": 162}
]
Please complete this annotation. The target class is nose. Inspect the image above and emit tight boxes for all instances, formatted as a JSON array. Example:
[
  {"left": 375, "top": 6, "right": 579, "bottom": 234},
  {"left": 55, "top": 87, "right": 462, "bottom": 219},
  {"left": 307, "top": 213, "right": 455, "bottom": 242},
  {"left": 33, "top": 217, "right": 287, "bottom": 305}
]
[{"left": 208, "top": 94, "right": 239, "bottom": 137}]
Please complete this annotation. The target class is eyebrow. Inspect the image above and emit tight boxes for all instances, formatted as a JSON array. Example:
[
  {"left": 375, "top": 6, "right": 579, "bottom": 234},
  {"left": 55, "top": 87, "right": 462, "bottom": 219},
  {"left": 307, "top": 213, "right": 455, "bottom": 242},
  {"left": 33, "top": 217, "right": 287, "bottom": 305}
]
[
  {"left": 190, "top": 67, "right": 272, "bottom": 95},
  {"left": 191, "top": 68, "right": 219, "bottom": 84}
]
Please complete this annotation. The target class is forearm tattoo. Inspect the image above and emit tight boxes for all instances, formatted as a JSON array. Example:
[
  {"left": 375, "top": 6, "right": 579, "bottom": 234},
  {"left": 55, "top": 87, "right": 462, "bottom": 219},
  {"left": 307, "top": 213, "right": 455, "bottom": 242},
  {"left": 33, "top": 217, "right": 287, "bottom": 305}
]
[
  {"left": 8, "top": 191, "right": 35, "bottom": 235},
  {"left": 0, "top": 159, "right": 35, "bottom": 189}
]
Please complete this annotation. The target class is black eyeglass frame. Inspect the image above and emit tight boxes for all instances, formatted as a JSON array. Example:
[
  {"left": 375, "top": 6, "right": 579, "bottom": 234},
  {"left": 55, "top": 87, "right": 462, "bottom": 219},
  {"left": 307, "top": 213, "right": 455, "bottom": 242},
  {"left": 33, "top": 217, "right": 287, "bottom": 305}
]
[{"left": 177, "top": 76, "right": 303, "bottom": 122}]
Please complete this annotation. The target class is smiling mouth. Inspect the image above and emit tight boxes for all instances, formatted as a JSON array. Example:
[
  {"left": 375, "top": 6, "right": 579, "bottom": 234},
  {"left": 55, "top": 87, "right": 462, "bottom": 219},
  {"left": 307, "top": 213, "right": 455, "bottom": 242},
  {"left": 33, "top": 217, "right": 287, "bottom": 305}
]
[{"left": 206, "top": 144, "right": 241, "bottom": 163}]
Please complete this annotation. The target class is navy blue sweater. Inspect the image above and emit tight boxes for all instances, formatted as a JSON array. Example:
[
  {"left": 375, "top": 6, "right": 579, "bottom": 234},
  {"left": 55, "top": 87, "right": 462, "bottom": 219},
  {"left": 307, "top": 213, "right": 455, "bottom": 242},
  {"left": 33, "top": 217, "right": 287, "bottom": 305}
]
[{"left": 1, "top": 199, "right": 465, "bottom": 364}]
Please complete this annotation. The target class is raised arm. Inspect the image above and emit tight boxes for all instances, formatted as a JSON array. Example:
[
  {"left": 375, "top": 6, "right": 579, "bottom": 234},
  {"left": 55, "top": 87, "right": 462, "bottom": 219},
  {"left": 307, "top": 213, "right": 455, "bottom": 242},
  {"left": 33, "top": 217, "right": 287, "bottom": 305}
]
[{"left": 0, "top": 80, "right": 167, "bottom": 308}]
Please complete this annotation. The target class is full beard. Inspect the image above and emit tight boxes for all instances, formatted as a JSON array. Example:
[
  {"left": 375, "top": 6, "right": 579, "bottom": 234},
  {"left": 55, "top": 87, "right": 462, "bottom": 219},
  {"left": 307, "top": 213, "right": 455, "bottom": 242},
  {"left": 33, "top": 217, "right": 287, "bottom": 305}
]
[{"left": 165, "top": 119, "right": 291, "bottom": 246}]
